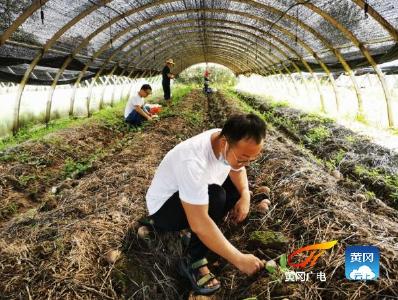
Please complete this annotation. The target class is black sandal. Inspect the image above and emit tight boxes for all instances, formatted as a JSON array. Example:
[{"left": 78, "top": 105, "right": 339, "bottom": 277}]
[
  {"left": 138, "top": 217, "right": 155, "bottom": 227},
  {"left": 179, "top": 230, "right": 191, "bottom": 248},
  {"left": 178, "top": 257, "right": 221, "bottom": 295}
]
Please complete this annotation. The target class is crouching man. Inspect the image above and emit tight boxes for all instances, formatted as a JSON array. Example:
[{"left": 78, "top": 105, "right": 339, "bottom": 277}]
[
  {"left": 141, "top": 113, "right": 267, "bottom": 295},
  {"left": 124, "top": 84, "right": 153, "bottom": 126}
]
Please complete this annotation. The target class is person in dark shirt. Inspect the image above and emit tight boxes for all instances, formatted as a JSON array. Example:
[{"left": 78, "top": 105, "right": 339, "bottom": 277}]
[
  {"left": 204, "top": 69, "right": 211, "bottom": 94},
  {"left": 162, "top": 58, "right": 175, "bottom": 103}
]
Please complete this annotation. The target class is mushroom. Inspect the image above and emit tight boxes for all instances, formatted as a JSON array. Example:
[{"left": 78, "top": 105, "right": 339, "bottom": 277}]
[
  {"left": 256, "top": 199, "right": 271, "bottom": 213},
  {"left": 105, "top": 250, "right": 121, "bottom": 264},
  {"left": 137, "top": 225, "right": 150, "bottom": 239}
]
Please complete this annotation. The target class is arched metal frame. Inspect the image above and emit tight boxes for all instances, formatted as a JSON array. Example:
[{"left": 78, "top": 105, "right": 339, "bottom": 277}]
[
  {"left": 83, "top": 45, "right": 257, "bottom": 116},
  {"left": 123, "top": 19, "right": 316, "bottom": 94},
  {"left": 132, "top": 26, "right": 323, "bottom": 108},
  {"left": 295, "top": 1, "right": 396, "bottom": 126},
  {"left": 135, "top": 32, "right": 303, "bottom": 100},
  {"left": 0, "top": 0, "right": 397, "bottom": 132},
  {"left": 2, "top": 4, "right": 344, "bottom": 129},
  {"left": 68, "top": 7, "right": 344, "bottom": 113}
]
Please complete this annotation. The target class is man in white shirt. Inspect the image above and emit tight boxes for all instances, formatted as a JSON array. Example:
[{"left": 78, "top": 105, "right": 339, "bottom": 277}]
[
  {"left": 124, "top": 84, "right": 153, "bottom": 126},
  {"left": 143, "top": 113, "right": 267, "bottom": 295}
]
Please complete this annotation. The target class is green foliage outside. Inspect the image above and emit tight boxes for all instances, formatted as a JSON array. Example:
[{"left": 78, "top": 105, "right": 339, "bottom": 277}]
[{"left": 175, "top": 64, "right": 237, "bottom": 88}]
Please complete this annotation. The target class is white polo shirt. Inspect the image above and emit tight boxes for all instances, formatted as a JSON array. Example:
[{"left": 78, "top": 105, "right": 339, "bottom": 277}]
[
  {"left": 124, "top": 94, "right": 144, "bottom": 118},
  {"left": 146, "top": 129, "right": 231, "bottom": 215}
]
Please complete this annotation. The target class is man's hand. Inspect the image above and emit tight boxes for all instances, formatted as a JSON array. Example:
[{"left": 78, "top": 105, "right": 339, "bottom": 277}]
[
  {"left": 231, "top": 190, "right": 250, "bottom": 223},
  {"left": 234, "top": 253, "right": 264, "bottom": 275}
]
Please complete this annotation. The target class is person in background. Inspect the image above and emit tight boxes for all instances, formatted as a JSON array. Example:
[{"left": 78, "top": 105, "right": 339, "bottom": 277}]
[
  {"left": 204, "top": 69, "right": 211, "bottom": 94},
  {"left": 124, "top": 84, "right": 153, "bottom": 126},
  {"left": 162, "top": 58, "right": 175, "bottom": 103}
]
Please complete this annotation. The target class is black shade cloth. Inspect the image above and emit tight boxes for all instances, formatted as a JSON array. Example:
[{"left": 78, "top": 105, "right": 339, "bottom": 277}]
[{"left": 1, "top": 0, "right": 398, "bottom": 84}]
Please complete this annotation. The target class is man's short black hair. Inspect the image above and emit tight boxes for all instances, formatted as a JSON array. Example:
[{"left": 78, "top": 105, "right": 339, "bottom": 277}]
[
  {"left": 141, "top": 84, "right": 152, "bottom": 91},
  {"left": 220, "top": 113, "right": 266, "bottom": 145}
]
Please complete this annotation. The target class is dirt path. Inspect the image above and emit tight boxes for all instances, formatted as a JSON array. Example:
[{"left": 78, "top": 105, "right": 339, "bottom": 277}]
[
  {"left": 1, "top": 88, "right": 397, "bottom": 300},
  {"left": 234, "top": 91, "right": 398, "bottom": 210},
  {"left": 0, "top": 110, "right": 132, "bottom": 227},
  {"left": 0, "top": 89, "right": 209, "bottom": 299},
  {"left": 206, "top": 91, "right": 398, "bottom": 300}
]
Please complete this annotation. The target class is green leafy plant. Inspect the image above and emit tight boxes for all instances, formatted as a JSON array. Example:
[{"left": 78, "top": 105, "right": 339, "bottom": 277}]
[
  {"left": 270, "top": 100, "right": 289, "bottom": 109},
  {"left": 18, "top": 174, "right": 37, "bottom": 187},
  {"left": 344, "top": 135, "right": 356, "bottom": 143},
  {"left": 264, "top": 254, "right": 290, "bottom": 282},
  {"left": 355, "top": 113, "right": 369, "bottom": 125},
  {"left": 328, "top": 149, "right": 347, "bottom": 168},
  {"left": 63, "top": 158, "right": 92, "bottom": 179},
  {"left": 0, "top": 202, "right": 18, "bottom": 219},
  {"left": 306, "top": 126, "right": 330, "bottom": 145},
  {"left": 301, "top": 112, "right": 334, "bottom": 125},
  {"left": 182, "top": 111, "right": 203, "bottom": 127},
  {"left": 279, "top": 253, "right": 288, "bottom": 272}
]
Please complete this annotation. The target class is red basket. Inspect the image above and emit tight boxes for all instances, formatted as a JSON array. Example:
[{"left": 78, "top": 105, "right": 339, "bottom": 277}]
[{"left": 150, "top": 106, "right": 161, "bottom": 114}]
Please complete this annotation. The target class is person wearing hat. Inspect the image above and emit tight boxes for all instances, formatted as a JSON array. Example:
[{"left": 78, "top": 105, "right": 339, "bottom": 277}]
[{"left": 162, "top": 58, "right": 175, "bottom": 102}]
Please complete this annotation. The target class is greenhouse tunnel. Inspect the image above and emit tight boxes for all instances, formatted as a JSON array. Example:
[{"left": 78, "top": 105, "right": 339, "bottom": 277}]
[
  {"left": 0, "top": 0, "right": 398, "bottom": 134},
  {"left": 1, "top": 1, "right": 398, "bottom": 299}
]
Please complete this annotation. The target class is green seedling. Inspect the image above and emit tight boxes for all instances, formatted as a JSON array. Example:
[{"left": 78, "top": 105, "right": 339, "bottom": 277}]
[
  {"left": 263, "top": 254, "right": 290, "bottom": 282},
  {"left": 242, "top": 255, "right": 290, "bottom": 300}
]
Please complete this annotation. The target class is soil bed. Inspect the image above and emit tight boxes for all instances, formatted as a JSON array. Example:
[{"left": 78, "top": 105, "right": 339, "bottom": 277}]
[{"left": 234, "top": 91, "right": 398, "bottom": 210}]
